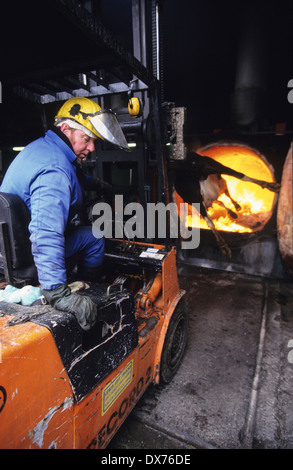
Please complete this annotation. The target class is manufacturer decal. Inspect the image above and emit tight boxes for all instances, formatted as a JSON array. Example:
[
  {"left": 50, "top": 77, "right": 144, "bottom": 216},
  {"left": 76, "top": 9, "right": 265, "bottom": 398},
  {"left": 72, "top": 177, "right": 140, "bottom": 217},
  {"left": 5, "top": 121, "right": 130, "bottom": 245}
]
[
  {"left": 102, "top": 361, "right": 133, "bottom": 415},
  {"left": 89, "top": 365, "right": 152, "bottom": 448}
]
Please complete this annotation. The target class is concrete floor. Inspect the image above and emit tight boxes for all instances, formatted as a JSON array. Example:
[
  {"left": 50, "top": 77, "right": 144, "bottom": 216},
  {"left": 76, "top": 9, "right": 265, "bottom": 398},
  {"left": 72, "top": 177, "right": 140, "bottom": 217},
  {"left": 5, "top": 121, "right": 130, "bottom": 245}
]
[{"left": 109, "top": 268, "right": 293, "bottom": 449}]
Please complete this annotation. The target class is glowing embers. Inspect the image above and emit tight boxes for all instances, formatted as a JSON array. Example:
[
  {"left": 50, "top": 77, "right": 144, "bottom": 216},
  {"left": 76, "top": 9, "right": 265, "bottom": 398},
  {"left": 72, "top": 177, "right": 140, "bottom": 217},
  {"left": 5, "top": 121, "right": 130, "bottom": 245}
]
[{"left": 175, "top": 144, "right": 276, "bottom": 233}]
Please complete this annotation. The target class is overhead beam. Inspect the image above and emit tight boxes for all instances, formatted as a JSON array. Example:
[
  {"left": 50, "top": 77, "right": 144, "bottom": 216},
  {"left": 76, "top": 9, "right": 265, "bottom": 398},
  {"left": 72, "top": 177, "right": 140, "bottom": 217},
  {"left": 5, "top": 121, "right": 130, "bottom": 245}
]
[{"left": 52, "top": 0, "right": 157, "bottom": 88}]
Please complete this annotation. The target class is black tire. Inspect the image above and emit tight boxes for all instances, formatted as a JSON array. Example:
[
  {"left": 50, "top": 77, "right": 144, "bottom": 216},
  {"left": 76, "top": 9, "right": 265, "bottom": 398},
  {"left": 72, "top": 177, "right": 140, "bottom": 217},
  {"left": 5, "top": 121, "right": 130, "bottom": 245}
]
[{"left": 159, "top": 297, "right": 189, "bottom": 384}]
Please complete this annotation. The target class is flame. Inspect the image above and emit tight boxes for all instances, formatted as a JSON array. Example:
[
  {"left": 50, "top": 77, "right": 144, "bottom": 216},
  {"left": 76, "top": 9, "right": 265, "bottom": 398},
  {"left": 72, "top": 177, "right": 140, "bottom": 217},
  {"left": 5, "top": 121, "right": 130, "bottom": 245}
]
[{"left": 175, "top": 144, "right": 276, "bottom": 233}]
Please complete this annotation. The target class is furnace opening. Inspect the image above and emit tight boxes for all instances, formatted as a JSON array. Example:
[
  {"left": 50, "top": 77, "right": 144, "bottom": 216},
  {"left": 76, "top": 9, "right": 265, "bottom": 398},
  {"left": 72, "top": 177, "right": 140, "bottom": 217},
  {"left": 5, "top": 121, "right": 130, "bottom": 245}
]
[{"left": 174, "top": 143, "right": 276, "bottom": 233}]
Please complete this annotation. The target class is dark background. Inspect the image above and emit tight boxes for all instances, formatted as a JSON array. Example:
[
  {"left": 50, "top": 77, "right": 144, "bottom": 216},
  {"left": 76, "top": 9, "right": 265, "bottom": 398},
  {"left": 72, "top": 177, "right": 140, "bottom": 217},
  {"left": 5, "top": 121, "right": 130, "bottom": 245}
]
[
  {"left": 0, "top": 0, "right": 292, "bottom": 147},
  {"left": 90, "top": 0, "right": 293, "bottom": 136},
  {"left": 161, "top": 0, "right": 292, "bottom": 135}
]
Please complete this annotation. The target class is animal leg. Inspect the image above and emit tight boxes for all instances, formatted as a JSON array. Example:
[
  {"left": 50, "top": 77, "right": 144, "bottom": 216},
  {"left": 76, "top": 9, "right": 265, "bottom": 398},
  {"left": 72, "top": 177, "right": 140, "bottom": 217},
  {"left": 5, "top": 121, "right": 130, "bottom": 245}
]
[
  {"left": 185, "top": 154, "right": 280, "bottom": 193},
  {"left": 241, "top": 176, "right": 281, "bottom": 192},
  {"left": 203, "top": 204, "right": 232, "bottom": 258},
  {"left": 224, "top": 188, "right": 241, "bottom": 212},
  {"left": 215, "top": 200, "right": 238, "bottom": 219}
]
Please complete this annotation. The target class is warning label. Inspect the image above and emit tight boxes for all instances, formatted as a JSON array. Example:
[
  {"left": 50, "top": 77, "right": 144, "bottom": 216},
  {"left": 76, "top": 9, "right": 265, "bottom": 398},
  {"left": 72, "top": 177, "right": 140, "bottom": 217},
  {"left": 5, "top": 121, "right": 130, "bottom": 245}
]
[{"left": 102, "top": 361, "right": 133, "bottom": 415}]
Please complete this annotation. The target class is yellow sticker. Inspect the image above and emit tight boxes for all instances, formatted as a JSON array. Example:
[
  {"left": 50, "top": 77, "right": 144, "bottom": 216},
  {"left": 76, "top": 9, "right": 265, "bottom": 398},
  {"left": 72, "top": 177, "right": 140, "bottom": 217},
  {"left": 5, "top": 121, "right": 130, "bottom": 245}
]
[{"left": 102, "top": 361, "right": 133, "bottom": 415}]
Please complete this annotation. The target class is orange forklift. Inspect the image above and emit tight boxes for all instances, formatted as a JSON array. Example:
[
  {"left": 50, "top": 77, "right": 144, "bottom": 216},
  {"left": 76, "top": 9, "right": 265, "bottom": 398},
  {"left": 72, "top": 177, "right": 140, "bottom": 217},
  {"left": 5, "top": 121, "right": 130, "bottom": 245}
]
[
  {"left": 0, "top": 234, "right": 188, "bottom": 449},
  {"left": 0, "top": 0, "right": 188, "bottom": 449}
]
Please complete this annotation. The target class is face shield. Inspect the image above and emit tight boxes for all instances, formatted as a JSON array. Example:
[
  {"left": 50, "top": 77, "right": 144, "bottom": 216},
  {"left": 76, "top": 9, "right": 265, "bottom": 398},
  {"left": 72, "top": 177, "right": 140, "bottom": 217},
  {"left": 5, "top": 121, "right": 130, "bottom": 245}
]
[{"left": 89, "top": 110, "right": 130, "bottom": 152}]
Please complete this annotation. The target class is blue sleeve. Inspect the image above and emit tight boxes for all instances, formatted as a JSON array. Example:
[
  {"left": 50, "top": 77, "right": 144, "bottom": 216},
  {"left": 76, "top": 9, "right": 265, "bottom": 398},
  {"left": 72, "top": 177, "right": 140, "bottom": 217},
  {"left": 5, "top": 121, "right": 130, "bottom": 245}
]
[{"left": 28, "top": 168, "right": 71, "bottom": 290}]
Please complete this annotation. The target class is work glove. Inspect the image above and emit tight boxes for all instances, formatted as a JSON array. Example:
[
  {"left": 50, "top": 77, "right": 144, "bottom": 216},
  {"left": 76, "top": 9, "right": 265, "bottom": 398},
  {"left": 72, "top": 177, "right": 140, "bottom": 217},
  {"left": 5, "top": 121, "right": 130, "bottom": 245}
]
[{"left": 42, "top": 283, "right": 98, "bottom": 331}]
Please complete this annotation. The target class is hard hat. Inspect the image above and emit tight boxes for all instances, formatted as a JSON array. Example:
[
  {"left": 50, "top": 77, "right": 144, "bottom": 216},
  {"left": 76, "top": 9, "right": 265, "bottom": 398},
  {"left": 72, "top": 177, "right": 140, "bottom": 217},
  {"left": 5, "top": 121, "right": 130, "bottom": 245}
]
[
  {"left": 55, "top": 97, "right": 101, "bottom": 138},
  {"left": 55, "top": 97, "right": 130, "bottom": 151}
]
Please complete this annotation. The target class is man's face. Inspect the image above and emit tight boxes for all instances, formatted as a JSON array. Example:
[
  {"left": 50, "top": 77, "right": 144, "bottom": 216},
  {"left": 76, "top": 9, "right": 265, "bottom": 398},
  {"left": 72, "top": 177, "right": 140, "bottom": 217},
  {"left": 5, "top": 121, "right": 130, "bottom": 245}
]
[{"left": 61, "top": 124, "right": 96, "bottom": 163}]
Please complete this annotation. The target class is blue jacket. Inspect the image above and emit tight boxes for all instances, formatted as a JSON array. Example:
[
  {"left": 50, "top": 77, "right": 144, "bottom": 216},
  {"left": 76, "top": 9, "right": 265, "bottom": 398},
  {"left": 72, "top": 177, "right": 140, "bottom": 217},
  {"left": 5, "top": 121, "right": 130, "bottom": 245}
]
[{"left": 0, "top": 129, "right": 95, "bottom": 290}]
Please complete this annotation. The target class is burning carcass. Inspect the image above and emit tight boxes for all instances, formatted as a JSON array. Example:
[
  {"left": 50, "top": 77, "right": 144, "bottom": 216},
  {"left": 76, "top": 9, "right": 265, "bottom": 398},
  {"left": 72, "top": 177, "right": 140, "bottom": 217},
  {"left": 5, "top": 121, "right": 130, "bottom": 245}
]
[{"left": 171, "top": 144, "right": 280, "bottom": 258}]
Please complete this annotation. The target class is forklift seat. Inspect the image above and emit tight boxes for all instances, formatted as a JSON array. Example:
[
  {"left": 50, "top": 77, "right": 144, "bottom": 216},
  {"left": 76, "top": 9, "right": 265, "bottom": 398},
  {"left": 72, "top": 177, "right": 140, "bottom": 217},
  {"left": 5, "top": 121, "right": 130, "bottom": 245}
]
[{"left": 0, "top": 192, "right": 38, "bottom": 286}]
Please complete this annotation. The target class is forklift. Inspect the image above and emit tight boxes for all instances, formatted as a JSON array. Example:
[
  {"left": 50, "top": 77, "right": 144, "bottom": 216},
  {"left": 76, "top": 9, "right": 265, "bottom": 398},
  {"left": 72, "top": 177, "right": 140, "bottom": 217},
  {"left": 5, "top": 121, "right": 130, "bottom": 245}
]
[{"left": 0, "top": 0, "right": 189, "bottom": 449}]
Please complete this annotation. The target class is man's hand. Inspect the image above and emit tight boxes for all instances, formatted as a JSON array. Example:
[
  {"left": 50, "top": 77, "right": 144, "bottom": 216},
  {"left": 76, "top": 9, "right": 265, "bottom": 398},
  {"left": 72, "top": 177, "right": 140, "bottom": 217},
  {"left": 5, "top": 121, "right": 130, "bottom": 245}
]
[{"left": 42, "top": 283, "right": 97, "bottom": 331}]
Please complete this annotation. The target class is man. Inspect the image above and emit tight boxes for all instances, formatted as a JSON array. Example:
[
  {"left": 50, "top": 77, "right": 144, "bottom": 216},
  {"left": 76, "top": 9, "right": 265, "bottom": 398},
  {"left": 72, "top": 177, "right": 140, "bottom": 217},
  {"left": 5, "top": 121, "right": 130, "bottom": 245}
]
[{"left": 0, "top": 96, "right": 129, "bottom": 330}]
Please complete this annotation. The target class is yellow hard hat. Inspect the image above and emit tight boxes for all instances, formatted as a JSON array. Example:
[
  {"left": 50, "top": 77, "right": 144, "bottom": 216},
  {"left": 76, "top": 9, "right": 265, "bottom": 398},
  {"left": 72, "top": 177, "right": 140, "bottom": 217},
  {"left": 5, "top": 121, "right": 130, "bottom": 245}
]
[
  {"left": 55, "top": 97, "right": 102, "bottom": 139},
  {"left": 55, "top": 96, "right": 130, "bottom": 151}
]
